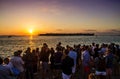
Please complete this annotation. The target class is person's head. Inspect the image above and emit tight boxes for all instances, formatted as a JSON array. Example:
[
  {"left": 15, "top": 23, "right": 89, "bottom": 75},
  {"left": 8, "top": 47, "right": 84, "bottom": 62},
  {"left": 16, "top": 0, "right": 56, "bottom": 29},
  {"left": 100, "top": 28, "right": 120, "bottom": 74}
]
[
  {"left": 85, "top": 45, "right": 89, "bottom": 50},
  {"left": 32, "top": 49, "right": 36, "bottom": 53},
  {"left": 14, "top": 51, "right": 19, "bottom": 56},
  {"left": 43, "top": 43, "right": 48, "bottom": 48},
  {"left": 77, "top": 44, "right": 81, "bottom": 48},
  {"left": 58, "top": 42, "right": 61, "bottom": 45},
  {"left": 66, "top": 45, "right": 70, "bottom": 49},
  {"left": 101, "top": 43, "right": 105, "bottom": 48},
  {"left": 36, "top": 48, "right": 39, "bottom": 51},
  {"left": 110, "top": 43, "right": 115, "bottom": 46},
  {"left": 4, "top": 58, "right": 9, "bottom": 64},
  {"left": 0, "top": 57, "right": 3, "bottom": 65},
  {"left": 96, "top": 44, "right": 99, "bottom": 48},
  {"left": 17, "top": 50, "right": 22, "bottom": 56},
  {"left": 25, "top": 47, "right": 31, "bottom": 54},
  {"left": 92, "top": 42, "right": 95, "bottom": 46},
  {"left": 27, "top": 47, "right": 31, "bottom": 51},
  {"left": 50, "top": 48, "right": 54, "bottom": 54}
]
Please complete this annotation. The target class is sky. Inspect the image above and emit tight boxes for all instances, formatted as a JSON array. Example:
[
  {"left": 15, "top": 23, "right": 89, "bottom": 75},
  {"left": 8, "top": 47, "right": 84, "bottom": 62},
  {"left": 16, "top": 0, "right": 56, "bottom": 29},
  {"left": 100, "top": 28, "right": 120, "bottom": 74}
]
[{"left": 0, "top": 0, "right": 120, "bottom": 35}]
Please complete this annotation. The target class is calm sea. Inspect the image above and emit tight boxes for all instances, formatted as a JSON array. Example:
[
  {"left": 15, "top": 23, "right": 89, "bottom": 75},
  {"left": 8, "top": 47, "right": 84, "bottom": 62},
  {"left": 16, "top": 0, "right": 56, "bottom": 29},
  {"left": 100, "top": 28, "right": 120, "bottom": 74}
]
[{"left": 0, "top": 35, "right": 120, "bottom": 58}]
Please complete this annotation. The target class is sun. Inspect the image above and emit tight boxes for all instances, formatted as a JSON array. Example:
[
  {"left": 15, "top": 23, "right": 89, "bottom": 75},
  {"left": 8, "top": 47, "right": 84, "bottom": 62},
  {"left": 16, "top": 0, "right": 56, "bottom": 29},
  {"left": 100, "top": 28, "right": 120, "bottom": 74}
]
[{"left": 29, "top": 29, "right": 33, "bottom": 34}]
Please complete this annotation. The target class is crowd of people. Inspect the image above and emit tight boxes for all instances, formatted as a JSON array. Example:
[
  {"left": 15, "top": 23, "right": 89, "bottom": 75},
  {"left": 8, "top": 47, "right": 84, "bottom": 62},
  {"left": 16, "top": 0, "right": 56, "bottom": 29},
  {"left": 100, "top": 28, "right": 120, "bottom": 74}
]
[{"left": 0, "top": 42, "right": 120, "bottom": 79}]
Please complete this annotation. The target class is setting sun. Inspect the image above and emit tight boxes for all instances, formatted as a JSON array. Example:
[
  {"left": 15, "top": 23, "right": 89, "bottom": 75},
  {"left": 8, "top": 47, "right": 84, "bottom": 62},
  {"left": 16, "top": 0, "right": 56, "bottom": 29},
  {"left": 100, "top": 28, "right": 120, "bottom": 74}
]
[{"left": 29, "top": 29, "right": 33, "bottom": 34}]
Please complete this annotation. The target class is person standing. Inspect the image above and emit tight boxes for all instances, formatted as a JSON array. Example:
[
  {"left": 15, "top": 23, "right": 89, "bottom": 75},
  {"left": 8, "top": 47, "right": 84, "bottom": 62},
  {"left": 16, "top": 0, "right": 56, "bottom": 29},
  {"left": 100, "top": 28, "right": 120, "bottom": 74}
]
[
  {"left": 35, "top": 48, "right": 40, "bottom": 71},
  {"left": 81, "top": 45, "right": 91, "bottom": 79},
  {"left": 95, "top": 53, "right": 106, "bottom": 79},
  {"left": 23, "top": 47, "right": 34, "bottom": 79},
  {"left": 10, "top": 50, "right": 24, "bottom": 79},
  {"left": 40, "top": 43, "right": 50, "bottom": 79},
  {"left": 32, "top": 49, "right": 38, "bottom": 74},
  {"left": 68, "top": 47, "right": 77, "bottom": 78},
  {"left": 61, "top": 50, "right": 74, "bottom": 79},
  {"left": 0, "top": 57, "right": 12, "bottom": 79},
  {"left": 106, "top": 46, "right": 114, "bottom": 79}
]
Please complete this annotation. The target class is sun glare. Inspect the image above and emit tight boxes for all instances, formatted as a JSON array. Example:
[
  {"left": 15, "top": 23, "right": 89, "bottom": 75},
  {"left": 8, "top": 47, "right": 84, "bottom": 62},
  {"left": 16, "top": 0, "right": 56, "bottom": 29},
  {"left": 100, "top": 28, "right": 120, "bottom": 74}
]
[{"left": 29, "top": 29, "right": 33, "bottom": 34}]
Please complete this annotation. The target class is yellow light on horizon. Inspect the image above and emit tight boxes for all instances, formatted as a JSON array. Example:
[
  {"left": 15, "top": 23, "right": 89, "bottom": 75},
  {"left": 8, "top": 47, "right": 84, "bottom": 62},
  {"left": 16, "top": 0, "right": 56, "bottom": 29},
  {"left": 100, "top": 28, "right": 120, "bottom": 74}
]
[{"left": 29, "top": 29, "right": 33, "bottom": 34}]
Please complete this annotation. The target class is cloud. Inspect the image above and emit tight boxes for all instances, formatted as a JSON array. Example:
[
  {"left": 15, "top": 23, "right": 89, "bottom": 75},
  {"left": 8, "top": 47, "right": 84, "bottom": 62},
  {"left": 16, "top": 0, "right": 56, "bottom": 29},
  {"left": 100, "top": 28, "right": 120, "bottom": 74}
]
[
  {"left": 84, "top": 29, "right": 97, "bottom": 32},
  {"left": 108, "top": 29, "right": 120, "bottom": 33},
  {"left": 96, "top": 29, "right": 120, "bottom": 35},
  {"left": 56, "top": 29, "right": 63, "bottom": 31}
]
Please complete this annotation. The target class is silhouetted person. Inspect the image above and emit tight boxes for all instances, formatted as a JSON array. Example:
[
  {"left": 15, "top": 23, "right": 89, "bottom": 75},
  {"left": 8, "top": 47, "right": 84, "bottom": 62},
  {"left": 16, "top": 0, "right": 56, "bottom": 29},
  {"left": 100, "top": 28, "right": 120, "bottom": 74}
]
[
  {"left": 61, "top": 50, "right": 74, "bottom": 79},
  {"left": 40, "top": 43, "right": 50, "bottom": 79},
  {"left": 106, "top": 47, "right": 114, "bottom": 79},
  {"left": 23, "top": 47, "right": 34, "bottom": 79},
  {"left": 32, "top": 49, "right": 38, "bottom": 73}
]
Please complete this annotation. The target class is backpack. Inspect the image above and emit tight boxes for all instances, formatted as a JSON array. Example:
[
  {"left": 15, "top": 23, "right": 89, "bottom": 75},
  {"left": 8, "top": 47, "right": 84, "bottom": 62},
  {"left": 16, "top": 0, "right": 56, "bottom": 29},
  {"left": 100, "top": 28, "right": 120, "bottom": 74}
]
[{"left": 97, "top": 57, "right": 106, "bottom": 71}]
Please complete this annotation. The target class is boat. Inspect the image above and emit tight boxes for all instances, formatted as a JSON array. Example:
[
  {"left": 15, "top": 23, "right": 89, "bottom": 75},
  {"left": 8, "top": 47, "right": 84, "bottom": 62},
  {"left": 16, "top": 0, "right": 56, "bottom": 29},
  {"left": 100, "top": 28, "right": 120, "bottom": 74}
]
[{"left": 8, "top": 36, "right": 12, "bottom": 38}]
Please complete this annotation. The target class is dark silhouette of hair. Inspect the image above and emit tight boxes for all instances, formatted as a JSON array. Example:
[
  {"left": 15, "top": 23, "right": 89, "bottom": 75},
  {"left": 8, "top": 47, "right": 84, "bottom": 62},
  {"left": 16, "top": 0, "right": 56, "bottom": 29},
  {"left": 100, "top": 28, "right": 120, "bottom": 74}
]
[
  {"left": 0, "top": 57, "right": 3, "bottom": 65},
  {"left": 4, "top": 58, "right": 9, "bottom": 64}
]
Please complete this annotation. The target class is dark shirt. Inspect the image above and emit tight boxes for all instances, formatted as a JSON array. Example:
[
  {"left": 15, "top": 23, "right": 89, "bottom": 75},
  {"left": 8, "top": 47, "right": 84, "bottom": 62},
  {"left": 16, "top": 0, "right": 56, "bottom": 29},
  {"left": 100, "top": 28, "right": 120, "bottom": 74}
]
[
  {"left": 62, "top": 56, "right": 74, "bottom": 75},
  {"left": 54, "top": 52, "right": 63, "bottom": 63},
  {"left": 106, "top": 53, "right": 114, "bottom": 68},
  {"left": 40, "top": 48, "right": 50, "bottom": 62},
  {"left": 23, "top": 53, "right": 35, "bottom": 67},
  {"left": 95, "top": 57, "right": 106, "bottom": 71},
  {"left": 94, "top": 48, "right": 100, "bottom": 58}
]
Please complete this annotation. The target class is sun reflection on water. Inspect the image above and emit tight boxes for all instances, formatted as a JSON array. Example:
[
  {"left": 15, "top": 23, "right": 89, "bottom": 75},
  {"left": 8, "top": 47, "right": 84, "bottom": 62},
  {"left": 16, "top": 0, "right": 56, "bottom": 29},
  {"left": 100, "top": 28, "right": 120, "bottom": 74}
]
[{"left": 29, "top": 35, "right": 34, "bottom": 48}]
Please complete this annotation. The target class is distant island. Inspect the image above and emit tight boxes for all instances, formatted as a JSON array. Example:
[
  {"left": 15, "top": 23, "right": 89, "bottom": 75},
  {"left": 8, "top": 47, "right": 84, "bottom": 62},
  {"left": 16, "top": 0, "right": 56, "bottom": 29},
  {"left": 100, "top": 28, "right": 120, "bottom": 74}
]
[{"left": 39, "top": 33, "right": 95, "bottom": 36}]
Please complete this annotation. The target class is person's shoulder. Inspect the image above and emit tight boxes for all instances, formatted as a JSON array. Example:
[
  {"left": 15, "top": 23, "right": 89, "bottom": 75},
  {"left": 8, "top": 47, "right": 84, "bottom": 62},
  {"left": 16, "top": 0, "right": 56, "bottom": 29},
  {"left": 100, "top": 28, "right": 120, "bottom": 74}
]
[
  {"left": 68, "top": 56, "right": 74, "bottom": 60},
  {"left": 0, "top": 65, "right": 4, "bottom": 69},
  {"left": 4, "top": 65, "right": 10, "bottom": 70},
  {"left": 15, "top": 56, "right": 21, "bottom": 60},
  {"left": 0, "top": 65, "right": 9, "bottom": 70},
  {"left": 10, "top": 56, "right": 15, "bottom": 59}
]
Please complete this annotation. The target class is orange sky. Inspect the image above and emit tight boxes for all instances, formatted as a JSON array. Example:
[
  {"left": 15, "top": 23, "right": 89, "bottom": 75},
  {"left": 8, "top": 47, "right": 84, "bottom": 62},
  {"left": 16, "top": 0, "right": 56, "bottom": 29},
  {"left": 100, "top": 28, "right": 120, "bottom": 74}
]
[{"left": 0, "top": 0, "right": 120, "bottom": 35}]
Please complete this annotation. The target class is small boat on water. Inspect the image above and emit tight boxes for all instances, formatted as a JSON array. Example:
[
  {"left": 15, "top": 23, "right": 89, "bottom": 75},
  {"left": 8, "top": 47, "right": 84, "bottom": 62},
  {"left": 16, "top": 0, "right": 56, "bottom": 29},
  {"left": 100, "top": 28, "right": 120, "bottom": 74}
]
[{"left": 8, "top": 36, "right": 12, "bottom": 38}]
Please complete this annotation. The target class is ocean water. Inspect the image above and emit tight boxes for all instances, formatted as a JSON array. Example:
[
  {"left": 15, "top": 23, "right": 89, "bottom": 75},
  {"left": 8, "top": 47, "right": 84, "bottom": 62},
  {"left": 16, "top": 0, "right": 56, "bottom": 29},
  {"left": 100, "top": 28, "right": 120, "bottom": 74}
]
[{"left": 0, "top": 35, "right": 120, "bottom": 58}]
